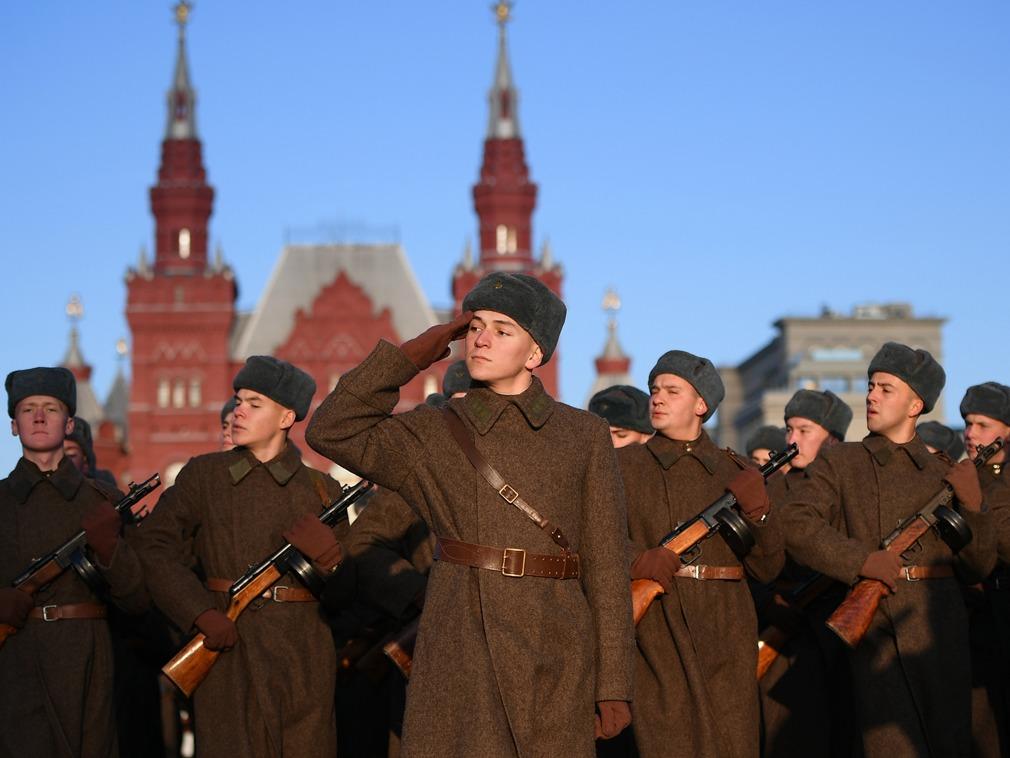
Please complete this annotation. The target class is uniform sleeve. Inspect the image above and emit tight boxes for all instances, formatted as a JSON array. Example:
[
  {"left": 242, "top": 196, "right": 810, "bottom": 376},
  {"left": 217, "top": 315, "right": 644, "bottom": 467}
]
[
  {"left": 740, "top": 515, "right": 785, "bottom": 584},
  {"left": 580, "top": 421, "right": 635, "bottom": 702},
  {"left": 953, "top": 478, "right": 1005, "bottom": 581},
  {"left": 778, "top": 456, "right": 869, "bottom": 585},
  {"left": 132, "top": 463, "right": 217, "bottom": 633},
  {"left": 97, "top": 527, "right": 151, "bottom": 615},
  {"left": 306, "top": 340, "right": 427, "bottom": 494}
]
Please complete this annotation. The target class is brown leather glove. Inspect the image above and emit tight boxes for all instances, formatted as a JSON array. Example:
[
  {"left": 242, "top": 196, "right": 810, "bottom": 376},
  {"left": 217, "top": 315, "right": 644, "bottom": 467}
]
[
  {"left": 82, "top": 501, "right": 120, "bottom": 566},
  {"left": 727, "top": 468, "right": 770, "bottom": 520},
  {"left": 283, "top": 514, "right": 342, "bottom": 572},
  {"left": 595, "top": 700, "right": 632, "bottom": 739},
  {"left": 194, "top": 609, "right": 239, "bottom": 652},
  {"left": 0, "top": 588, "right": 33, "bottom": 628},
  {"left": 944, "top": 459, "right": 983, "bottom": 512},
  {"left": 859, "top": 550, "right": 902, "bottom": 593},
  {"left": 399, "top": 311, "right": 473, "bottom": 371},
  {"left": 630, "top": 547, "right": 680, "bottom": 593}
]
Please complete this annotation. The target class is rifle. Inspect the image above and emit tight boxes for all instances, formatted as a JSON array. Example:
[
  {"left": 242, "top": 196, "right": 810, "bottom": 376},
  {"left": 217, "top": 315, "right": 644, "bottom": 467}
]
[
  {"left": 631, "top": 444, "right": 798, "bottom": 625},
  {"left": 161, "top": 479, "right": 374, "bottom": 697},
  {"left": 383, "top": 616, "right": 420, "bottom": 679},
  {"left": 826, "top": 438, "right": 1003, "bottom": 648},
  {"left": 0, "top": 473, "right": 161, "bottom": 649},
  {"left": 756, "top": 572, "right": 837, "bottom": 679}
]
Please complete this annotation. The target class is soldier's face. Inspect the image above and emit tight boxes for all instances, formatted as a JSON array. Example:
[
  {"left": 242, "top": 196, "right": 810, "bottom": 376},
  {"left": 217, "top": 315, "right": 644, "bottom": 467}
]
[
  {"left": 465, "top": 310, "right": 543, "bottom": 383},
  {"left": 221, "top": 411, "right": 236, "bottom": 451},
  {"left": 749, "top": 448, "right": 773, "bottom": 466},
  {"left": 231, "top": 390, "right": 295, "bottom": 448},
  {"left": 63, "top": 439, "right": 87, "bottom": 472},
  {"left": 609, "top": 426, "right": 651, "bottom": 448},
  {"left": 866, "top": 372, "right": 922, "bottom": 435},
  {"left": 963, "top": 414, "right": 1009, "bottom": 461},
  {"left": 785, "top": 417, "right": 832, "bottom": 469},
  {"left": 649, "top": 374, "right": 707, "bottom": 438},
  {"left": 11, "top": 395, "right": 73, "bottom": 454}
]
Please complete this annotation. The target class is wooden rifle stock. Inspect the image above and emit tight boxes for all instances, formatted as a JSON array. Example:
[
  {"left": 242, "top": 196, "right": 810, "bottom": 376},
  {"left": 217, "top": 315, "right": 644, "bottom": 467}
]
[
  {"left": 756, "top": 573, "right": 836, "bottom": 679},
  {"left": 383, "top": 617, "right": 420, "bottom": 679},
  {"left": 631, "top": 520, "right": 711, "bottom": 625},
  {"left": 161, "top": 565, "right": 282, "bottom": 697}
]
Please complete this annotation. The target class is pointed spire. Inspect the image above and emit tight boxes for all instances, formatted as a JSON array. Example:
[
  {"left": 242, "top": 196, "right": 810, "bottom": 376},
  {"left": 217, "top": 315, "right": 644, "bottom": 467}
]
[
  {"left": 62, "top": 295, "right": 86, "bottom": 369},
  {"left": 487, "top": 2, "right": 521, "bottom": 139},
  {"left": 539, "top": 237, "right": 553, "bottom": 269},
  {"left": 462, "top": 237, "right": 474, "bottom": 269},
  {"left": 593, "top": 289, "right": 632, "bottom": 380},
  {"left": 213, "top": 240, "right": 224, "bottom": 272},
  {"left": 165, "top": 2, "right": 198, "bottom": 140},
  {"left": 137, "top": 244, "right": 150, "bottom": 276}
]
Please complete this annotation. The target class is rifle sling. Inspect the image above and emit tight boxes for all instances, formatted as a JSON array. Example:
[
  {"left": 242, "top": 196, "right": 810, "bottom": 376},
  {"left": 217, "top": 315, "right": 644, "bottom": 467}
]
[{"left": 442, "top": 406, "right": 571, "bottom": 552}]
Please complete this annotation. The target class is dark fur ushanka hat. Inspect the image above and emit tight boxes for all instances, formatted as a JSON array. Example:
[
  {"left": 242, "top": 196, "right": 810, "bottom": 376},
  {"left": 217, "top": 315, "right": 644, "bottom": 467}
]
[
  {"left": 6, "top": 366, "right": 76, "bottom": 418},
  {"left": 917, "top": 420, "right": 965, "bottom": 461},
  {"left": 746, "top": 425, "right": 788, "bottom": 457},
  {"left": 648, "top": 350, "right": 724, "bottom": 422},
  {"left": 784, "top": 389, "right": 853, "bottom": 441},
  {"left": 461, "top": 273, "right": 567, "bottom": 365},
  {"left": 959, "top": 382, "right": 1010, "bottom": 426},
  {"left": 220, "top": 396, "right": 237, "bottom": 424},
  {"left": 442, "top": 361, "right": 472, "bottom": 396},
  {"left": 233, "top": 356, "right": 316, "bottom": 421},
  {"left": 588, "top": 385, "right": 654, "bottom": 434},
  {"left": 66, "top": 416, "right": 97, "bottom": 472},
  {"left": 867, "top": 342, "right": 945, "bottom": 414}
]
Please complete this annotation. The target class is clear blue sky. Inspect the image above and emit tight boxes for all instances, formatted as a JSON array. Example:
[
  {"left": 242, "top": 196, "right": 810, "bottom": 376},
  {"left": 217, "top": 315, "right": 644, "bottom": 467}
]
[{"left": 2, "top": 2, "right": 1008, "bottom": 469}]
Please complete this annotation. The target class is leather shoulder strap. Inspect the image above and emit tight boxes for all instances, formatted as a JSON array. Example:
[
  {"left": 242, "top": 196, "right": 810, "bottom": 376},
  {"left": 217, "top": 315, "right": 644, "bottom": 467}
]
[
  {"left": 723, "top": 447, "right": 750, "bottom": 471},
  {"left": 306, "top": 468, "right": 333, "bottom": 509},
  {"left": 442, "top": 406, "right": 570, "bottom": 552}
]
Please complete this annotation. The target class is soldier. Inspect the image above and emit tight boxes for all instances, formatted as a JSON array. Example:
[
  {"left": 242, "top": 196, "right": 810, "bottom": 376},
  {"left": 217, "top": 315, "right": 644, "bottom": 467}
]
[
  {"left": 220, "top": 396, "right": 237, "bottom": 451},
  {"left": 135, "top": 356, "right": 351, "bottom": 757},
  {"left": 780, "top": 343, "right": 996, "bottom": 756},
  {"left": 758, "top": 389, "right": 853, "bottom": 757},
  {"left": 617, "top": 350, "right": 783, "bottom": 758},
  {"left": 0, "top": 367, "right": 148, "bottom": 757},
  {"left": 63, "top": 415, "right": 119, "bottom": 487},
  {"left": 306, "top": 272, "right": 635, "bottom": 756},
  {"left": 745, "top": 425, "right": 787, "bottom": 467},
  {"left": 918, "top": 419, "right": 965, "bottom": 460},
  {"left": 959, "top": 382, "right": 1010, "bottom": 757},
  {"left": 589, "top": 384, "right": 654, "bottom": 448}
]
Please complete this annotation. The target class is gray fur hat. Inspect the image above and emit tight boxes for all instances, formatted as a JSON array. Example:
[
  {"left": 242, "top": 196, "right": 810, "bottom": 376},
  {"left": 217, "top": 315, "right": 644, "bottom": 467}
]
[
  {"left": 746, "top": 425, "right": 788, "bottom": 457},
  {"left": 442, "top": 361, "right": 472, "bottom": 396},
  {"left": 917, "top": 420, "right": 965, "bottom": 460},
  {"left": 959, "top": 382, "right": 1010, "bottom": 426},
  {"left": 784, "top": 389, "right": 853, "bottom": 441},
  {"left": 66, "top": 416, "right": 97, "bottom": 472},
  {"left": 867, "top": 342, "right": 945, "bottom": 414},
  {"left": 220, "top": 396, "right": 237, "bottom": 424},
  {"left": 648, "top": 350, "right": 724, "bottom": 422},
  {"left": 233, "top": 356, "right": 316, "bottom": 421},
  {"left": 6, "top": 366, "right": 76, "bottom": 418},
  {"left": 461, "top": 272, "right": 567, "bottom": 364},
  {"left": 588, "top": 385, "right": 654, "bottom": 434}
]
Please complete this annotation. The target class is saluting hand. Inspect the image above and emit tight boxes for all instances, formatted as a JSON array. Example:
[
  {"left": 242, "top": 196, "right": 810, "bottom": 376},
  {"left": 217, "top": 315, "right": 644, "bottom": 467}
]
[
  {"left": 595, "top": 700, "right": 632, "bottom": 740},
  {"left": 194, "top": 609, "right": 239, "bottom": 652},
  {"left": 726, "top": 468, "right": 771, "bottom": 521},
  {"left": 944, "top": 459, "right": 983, "bottom": 512},
  {"left": 399, "top": 311, "right": 474, "bottom": 371},
  {"left": 630, "top": 547, "right": 680, "bottom": 593},
  {"left": 0, "top": 588, "right": 33, "bottom": 628},
  {"left": 82, "top": 501, "right": 121, "bottom": 566},
  {"left": 283, "top": 514, "right": 343, "bottom": 572}
]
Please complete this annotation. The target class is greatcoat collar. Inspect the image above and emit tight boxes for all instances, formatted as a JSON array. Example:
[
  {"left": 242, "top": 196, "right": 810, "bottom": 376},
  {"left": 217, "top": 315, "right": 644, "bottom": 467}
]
[
  {"left": 455, "top": 376, "right": 555, "bottom": 436},
  {"left": 228, "top": 442, "right": 302, "bottom": 486},
  {"left": 7, "top": 455, "right": 83, "bottom": 504},
  {"left": 646, "top": 429, "right": 721, "bottom": 474},
  {"left": 862, "top": 432, "right": 933, "bottom": 471}
]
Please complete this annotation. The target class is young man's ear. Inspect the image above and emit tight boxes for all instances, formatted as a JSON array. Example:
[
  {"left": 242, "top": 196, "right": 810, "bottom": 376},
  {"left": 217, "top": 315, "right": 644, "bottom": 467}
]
[
  {"left": 525, "top": 344, "right": 544, "bottom": 371},
  {"left": 907, "top": 396, "right": 924, "bottom": 419},
  {"left": 695, "top": 397, "right": 709, "bottom": 419},
  {"left": 65, "top": 416, "right": 75, "bottom": 436},
  {"left": 279, "top": 408, "right": 297, "bottom": 432}
]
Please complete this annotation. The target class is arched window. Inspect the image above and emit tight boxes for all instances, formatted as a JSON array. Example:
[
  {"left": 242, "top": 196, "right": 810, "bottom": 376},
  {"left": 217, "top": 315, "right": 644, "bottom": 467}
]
[
  {"left": 178, "top": 228, "right": 191, "bottom": 259},
  {"left": 495, "top": 224, "right": 517, "bottom": 254},
  {"left": 172, "top": 380, "right": 186, "bottom": 409},
  {"left": 157, "top": 378, "right": 170, "bottom": 408},
  {"left": 188, "top": 378, "right": 202, "bottom": 408}
]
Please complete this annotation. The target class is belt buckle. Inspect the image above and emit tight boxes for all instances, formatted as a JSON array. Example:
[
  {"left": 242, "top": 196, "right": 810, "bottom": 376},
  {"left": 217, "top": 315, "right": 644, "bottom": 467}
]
[
  {"left": 685, "top": 565, "right": 700, "bottom": 580},
  {"left": 903, "top": 567, "right": 919, "bottom": 582},
  {"left": 270, "top": 585, "right": 289, "bottom": 602},
  {"left": 41, "top": 605, "right": 59, "bottom": 622},
  {"left": 499, "top": 484, "right": 519, "bottom": 504},
  {"left": 501, "top": 548, "right": 526, "bottom": 578}
]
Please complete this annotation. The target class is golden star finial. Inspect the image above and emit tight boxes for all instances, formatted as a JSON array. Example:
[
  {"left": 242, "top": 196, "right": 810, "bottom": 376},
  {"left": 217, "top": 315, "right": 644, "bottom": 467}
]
[
  {"left": 66, "top": 294, "right": 84, "bottom": 322},
  {"left": 602, "top": 288, "right": 621, "bottom": 315},
  {"left": 174, "top": 1, "right": 192, "bottom": 29},
  {"left": 493, "top": 1, "right": 512, "bottom": 26}
]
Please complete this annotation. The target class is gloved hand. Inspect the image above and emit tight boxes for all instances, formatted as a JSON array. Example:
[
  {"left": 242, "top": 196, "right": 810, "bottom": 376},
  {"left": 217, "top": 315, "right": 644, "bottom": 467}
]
[
  {"left": 595, "top": 700, "right": 632, "bottom": 739},
  {"left": 0, "top": 588, "right": 33, "bottom": 628},
  {"left": 859, "top": 550, "right": 902, "bottom": 593},
  {"left": 727, "top": 468, "right": 771, "bottom": 520},
  {"left": 194, "top": 609, "right": 239, "bottom": 652},
  {"left": 82, "top": 501, "right": 120, "bottom": 566},
  {"left": 630, "top": 547, "right": 680, "bottom": 593},
  {"left": 399, "top": 311, "right": 473, "bottom": 371},
  {"left": 283, "top": 514, "right": 342, "bottom": 572},
  {"left": 944, "top": 459, "right": 983, "bottom": 512}
]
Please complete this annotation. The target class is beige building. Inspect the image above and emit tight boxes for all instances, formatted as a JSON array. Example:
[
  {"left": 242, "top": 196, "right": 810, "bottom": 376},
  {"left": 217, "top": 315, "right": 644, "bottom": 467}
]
[{"left": 717, "top": 303, "right": 945, "bottom": 452}]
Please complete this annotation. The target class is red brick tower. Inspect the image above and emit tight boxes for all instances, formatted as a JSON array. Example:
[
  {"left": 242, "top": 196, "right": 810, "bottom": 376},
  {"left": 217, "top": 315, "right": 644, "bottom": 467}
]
[
  {"left": 452, "top": 1, "right": 564, "bottom": 397},
  {"left": 123, "top": 2, "right": 236, "bottom": 484}
]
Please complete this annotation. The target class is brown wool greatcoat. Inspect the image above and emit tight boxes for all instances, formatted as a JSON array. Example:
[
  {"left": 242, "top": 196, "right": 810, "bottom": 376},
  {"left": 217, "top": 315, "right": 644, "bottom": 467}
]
[
  {"left": 133, "top": 444, "right": 349, "bottom": 758},
  {"left": 616, "top": 431, "right": 785, "bottom": 758},
  {"left": 305, "top": 340, "right": 635, "bottom": 758},
  {"left": 0, "top": 457, "right": 148, "bottom": 758},
  {"left": 780, "top": 434, "right": 997, "bottom": 758}
]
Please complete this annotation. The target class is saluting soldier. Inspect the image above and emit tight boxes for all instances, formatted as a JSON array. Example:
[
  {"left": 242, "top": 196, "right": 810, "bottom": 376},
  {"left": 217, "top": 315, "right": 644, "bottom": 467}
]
[
  {"left": 0, "top": 367, "right": 148, "bottom": 757},
  {"left": 589, "top": 384, "right": 654, "bottom": 448},
  {"left": 306, "top": 272, "right": 635, "bottom": 756},
  {"left": 780, "top": 343, "right": 997, "bottom": 756},
  {"left": 918, "top": 419, "right": 965, "bottom": 460},
  {"left": 959, "top": 382, "right": 1010, "bottom": 757},
  {"left": 745, "top": 424, "right": 788, "bottom": 468},
  {"left": 135, "top": 356, "right": 351, "bottom": 757},
  {"left": 617, "top": 350, "right": 783, "bottom": 758},
  {"left": 757, "top": 389, "right": 853, "bottom": 757}
]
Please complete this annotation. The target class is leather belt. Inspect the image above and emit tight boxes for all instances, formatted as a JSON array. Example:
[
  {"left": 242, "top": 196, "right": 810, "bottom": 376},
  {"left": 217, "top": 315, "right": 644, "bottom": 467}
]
[
  {"left": 205, "top": 578, "right": 317, "bottom": 602},
  {"left": 899, "top": 565, "right": 955, "bottom": 581},
  {"left": 29, "top": 602, "right": 107, "bottom": 621},
  {"left": 435, "top": 537, "right": 580, "bottom": 580},
  {"left": 675, "top": 565, "right": 745, "bottom": 581}
]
